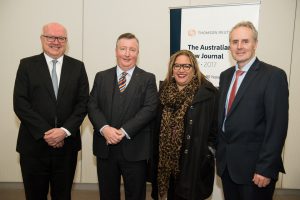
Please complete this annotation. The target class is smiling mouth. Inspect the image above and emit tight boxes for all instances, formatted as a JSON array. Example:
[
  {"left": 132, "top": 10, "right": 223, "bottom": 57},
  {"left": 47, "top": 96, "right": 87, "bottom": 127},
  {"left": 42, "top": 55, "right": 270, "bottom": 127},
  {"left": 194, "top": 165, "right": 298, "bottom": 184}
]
[
  {"left": 49, "top": 45, "right": 61, "bottom": 50},
  {"left": 177, "top": 74, "right": 187, "bottom": 78}
]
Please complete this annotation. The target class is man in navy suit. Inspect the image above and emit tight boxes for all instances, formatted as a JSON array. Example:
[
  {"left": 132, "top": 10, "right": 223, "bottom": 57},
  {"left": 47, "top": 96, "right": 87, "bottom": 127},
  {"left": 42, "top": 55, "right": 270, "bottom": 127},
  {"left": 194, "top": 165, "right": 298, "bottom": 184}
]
[
  {"left": 88, "top": 33, "right": 158, "bottom": 200},
  {"left": 216, "top": 21, "right": 289, "bottom": 200},
  {"left": 13, "top": 22, "right": 89, "bottom": 200}
]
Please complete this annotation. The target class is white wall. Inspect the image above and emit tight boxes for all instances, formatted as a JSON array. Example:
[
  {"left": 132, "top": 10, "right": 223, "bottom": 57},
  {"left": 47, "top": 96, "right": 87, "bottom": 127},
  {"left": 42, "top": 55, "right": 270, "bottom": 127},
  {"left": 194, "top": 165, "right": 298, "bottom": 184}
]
[
  {"left": 0, "top": 0, "right": 84, "bottom": 182},
  {"left": 0, "top": 0, "right": 299, "bottom": 196},
  {"left": 282, "top": 0, "right": 300, "bottom": 188}
]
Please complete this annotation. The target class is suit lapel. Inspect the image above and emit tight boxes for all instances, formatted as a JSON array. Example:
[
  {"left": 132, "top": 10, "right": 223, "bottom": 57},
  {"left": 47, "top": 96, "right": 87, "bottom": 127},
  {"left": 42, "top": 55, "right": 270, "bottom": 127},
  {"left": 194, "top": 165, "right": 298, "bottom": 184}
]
[
  {"left": 37, "top": 54, "right": 57, "bottom": 101},
  {"left": 119, "top": 67, "right": 141, "bottom": 120},
  {"left": 227, "top": 59, "right": 260, "bottom": 116},
  {"left": 220, "top": 68, "right": 235, "bottom": 119},
  {"left": 106, "top": 67, "right": 117, "bottom": 121},
  {"left": 57, "top": 56, "right": 72, "bottom": 100}
]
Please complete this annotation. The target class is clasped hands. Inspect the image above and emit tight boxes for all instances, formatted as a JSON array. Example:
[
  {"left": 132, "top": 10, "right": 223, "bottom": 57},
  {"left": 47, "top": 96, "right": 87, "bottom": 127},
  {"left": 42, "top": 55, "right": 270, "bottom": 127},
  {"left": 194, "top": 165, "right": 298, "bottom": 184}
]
[
  {"left": 102, "top": 126, "right": 125, "bottom": 145},
  {"left": 252, "top": 173, "right": 271, "bottom": 188},
  {"left": 44, "top": 128, "right": 67, "bottom": 148}
]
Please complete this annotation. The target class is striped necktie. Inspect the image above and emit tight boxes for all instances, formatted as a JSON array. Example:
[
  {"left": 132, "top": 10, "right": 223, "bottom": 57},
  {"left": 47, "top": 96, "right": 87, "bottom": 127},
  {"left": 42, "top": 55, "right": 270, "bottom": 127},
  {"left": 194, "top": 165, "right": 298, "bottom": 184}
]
[{"left": 118, "top": 72, "right": 127, "bottom": 92}]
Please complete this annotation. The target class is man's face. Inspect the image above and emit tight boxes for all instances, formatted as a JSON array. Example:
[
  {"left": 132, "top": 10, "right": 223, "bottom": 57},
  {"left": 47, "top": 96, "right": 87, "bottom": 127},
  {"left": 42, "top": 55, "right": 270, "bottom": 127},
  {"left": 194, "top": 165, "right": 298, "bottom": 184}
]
[
  {"left": 115, "top": 38, "right": 139, "bottom": 71},
  {"left": 229, "top": 26, "right": 257, "bottom": 68},
  {"left": 40, "top": 24, "right": 67, "bottom": 59}
]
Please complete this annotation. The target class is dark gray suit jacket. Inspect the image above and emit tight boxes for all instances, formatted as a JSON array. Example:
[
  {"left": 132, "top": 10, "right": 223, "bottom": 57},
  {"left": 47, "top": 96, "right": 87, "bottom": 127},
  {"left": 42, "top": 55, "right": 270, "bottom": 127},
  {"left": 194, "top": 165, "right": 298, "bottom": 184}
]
[
  {"left": 88, "top": 66, "right": 158, "bottom": 161},
  {"left": 13, "top": 53, "right": 89, "bottom": 156},
  {"left": 216, "top": 58, "right": 289, "bottom": 184}
]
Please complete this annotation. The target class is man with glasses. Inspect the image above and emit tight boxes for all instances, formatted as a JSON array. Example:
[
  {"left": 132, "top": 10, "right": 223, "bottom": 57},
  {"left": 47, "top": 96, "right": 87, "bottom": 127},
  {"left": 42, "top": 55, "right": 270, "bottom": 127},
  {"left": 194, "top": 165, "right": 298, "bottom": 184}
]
[{"left": 13, "top": 22, "right": 89, "bottom": 200}]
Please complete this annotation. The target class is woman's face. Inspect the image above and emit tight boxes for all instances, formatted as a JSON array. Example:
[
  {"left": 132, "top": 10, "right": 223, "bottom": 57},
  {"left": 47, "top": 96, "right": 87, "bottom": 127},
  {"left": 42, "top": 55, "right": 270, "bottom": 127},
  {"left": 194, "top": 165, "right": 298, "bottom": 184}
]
[{"left": 172, "top": 55, "right": 195, "bottom": 90}]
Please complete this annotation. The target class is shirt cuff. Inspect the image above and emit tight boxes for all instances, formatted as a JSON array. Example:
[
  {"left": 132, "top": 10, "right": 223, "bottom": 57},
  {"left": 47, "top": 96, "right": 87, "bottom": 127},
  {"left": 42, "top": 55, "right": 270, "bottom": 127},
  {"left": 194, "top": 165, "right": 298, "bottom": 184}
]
[
  {"left": 100, "top": 125, "right": 109, "bottom": 136},
  {"left": 120, "top": 128, "right": 131, "bottom": 139},
  {"left": 61, "top": 127, "right": 71, "bottom": 137}
]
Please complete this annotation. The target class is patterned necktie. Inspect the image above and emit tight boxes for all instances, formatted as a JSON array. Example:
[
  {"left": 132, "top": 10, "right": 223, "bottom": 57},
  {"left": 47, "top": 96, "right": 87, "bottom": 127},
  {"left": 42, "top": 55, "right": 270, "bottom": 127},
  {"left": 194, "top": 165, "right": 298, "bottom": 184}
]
[
  {"left": 227, "top": 70, "right": 245, "bottom": 113},
  {"left": 118, "top": 72, "right": 127, "bottom": 92},
  {"left": 51, "top": 60, "right": 58, "bottom": 98}
]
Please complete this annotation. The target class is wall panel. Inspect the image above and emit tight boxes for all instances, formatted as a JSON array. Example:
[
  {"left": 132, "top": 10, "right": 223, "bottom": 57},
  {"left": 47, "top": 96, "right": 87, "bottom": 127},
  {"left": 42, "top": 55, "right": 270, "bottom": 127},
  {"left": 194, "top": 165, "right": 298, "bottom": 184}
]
[
  {"left": 0, "top": 0, "right": 84, "bottom": 182},
  {"left": 282, "top": 0, "right": 300, "bottom": 189}
]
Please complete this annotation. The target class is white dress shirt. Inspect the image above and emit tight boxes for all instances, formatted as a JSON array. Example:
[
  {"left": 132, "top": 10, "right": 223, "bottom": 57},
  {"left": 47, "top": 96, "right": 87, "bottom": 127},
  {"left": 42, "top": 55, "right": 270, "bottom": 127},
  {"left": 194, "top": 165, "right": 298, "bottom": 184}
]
[{"left": 44, "top": 53, "right": 71, "bottom": 137}]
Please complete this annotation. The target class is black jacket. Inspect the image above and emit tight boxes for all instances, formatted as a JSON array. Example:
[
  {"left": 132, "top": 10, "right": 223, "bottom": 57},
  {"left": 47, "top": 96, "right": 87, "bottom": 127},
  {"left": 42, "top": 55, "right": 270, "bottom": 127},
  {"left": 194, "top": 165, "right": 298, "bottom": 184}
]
[
  {"left": 151, "top": 79, "right": 218, "bottom": 200},
  {"left": 88, "top": 66, "right": 158, "bottom": 161},
  {"left": 13, "top": 53, "right": 89, "bottom": 156}
]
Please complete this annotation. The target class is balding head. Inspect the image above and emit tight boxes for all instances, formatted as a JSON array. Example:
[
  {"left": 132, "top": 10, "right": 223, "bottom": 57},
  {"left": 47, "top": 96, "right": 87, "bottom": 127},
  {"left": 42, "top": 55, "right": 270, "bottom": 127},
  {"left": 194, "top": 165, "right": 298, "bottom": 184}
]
[{"left": 40, "top": 22, "right": 68, "bottom": 59}]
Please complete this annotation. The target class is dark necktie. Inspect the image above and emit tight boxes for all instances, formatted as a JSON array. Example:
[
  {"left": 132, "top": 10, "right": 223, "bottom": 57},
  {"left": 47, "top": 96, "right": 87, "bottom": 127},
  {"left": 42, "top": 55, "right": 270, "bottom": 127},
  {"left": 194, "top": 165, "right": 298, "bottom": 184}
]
[
  {"left": 118, "top": 72, "right": 127, "bottom": 92},
  {"left": 51, "top": 60, "right": 58, "bottom": 98},
  {"left": 227, "top": 70, "right": 245, "bottom": 113}
]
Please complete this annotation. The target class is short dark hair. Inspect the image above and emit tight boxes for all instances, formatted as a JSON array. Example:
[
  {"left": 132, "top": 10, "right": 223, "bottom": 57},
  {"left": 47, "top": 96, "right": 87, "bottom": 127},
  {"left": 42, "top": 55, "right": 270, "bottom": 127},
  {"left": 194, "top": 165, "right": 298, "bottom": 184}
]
[{"left": 116, "top": 33, "right": 139, "bottom": 47}]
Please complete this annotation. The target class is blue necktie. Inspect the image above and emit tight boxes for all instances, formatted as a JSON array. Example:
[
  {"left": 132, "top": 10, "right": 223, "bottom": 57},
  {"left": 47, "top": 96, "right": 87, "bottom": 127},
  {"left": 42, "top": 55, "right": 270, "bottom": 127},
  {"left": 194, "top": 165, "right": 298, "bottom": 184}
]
[{"left": 51, "top": 60, "right": 58, "bottom": 98}]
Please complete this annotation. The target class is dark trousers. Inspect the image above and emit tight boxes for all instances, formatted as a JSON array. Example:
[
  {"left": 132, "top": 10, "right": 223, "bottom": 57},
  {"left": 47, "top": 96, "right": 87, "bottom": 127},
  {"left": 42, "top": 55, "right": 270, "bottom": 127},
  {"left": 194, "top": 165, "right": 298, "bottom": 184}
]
[
  {"left": 221, "top": 168, "right": 276, "bottom": 200},
  {"left": 20, "top": 152, "right": 78, "bottom": 200},
  {"left": 96, "top": 145, "right": 147, "bottom": 200}
]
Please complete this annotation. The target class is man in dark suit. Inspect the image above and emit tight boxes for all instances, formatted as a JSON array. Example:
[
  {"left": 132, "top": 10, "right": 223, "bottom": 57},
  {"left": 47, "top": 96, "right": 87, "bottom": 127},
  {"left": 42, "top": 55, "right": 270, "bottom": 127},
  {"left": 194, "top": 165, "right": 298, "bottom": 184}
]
[
  {"left": 13, "top": 22, "right": 89, "bottom": 200},
  {"left": 216, "top": 21, "right": 289, "bottom": 200},
  {"left": 88, "top": 33, "right": 158, "bottom": 200}
]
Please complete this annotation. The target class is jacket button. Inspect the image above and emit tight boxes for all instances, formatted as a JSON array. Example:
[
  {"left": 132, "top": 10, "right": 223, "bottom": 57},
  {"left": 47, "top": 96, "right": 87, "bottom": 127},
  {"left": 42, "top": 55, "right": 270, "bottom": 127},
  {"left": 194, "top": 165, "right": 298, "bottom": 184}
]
[
  {"left": 186, "top": 135, "right": 191, "bottom": 140},
  {"left": 190, "top": 106, "right": 194, "bottom": 109},
  {"left": 184, "top": 149, "right": 188, "bottom": 154},
  {"left": 189, "top": 120, "right": 193, "bottom": 125}
]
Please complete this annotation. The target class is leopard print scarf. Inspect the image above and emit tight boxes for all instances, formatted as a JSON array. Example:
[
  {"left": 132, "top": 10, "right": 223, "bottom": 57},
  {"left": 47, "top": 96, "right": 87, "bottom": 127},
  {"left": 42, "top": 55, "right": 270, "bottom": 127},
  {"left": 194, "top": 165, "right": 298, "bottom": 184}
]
[{"left": 157, "top": 77, "right": 199, "bottom": 198}]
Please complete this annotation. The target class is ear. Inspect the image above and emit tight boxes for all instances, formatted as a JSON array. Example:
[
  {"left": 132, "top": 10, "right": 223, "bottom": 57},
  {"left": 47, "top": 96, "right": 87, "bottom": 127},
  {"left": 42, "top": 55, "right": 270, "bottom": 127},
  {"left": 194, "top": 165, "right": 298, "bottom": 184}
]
[{"left": 254, "top": 40, "right": 258, "bottom": 50}]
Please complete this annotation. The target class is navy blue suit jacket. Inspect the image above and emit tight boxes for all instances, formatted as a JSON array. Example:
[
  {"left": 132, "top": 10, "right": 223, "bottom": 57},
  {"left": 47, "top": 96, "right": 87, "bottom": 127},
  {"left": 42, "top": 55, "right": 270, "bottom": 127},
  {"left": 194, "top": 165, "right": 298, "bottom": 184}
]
[{"left": 216, "top": 58, "right": 289, "bottom": 184}]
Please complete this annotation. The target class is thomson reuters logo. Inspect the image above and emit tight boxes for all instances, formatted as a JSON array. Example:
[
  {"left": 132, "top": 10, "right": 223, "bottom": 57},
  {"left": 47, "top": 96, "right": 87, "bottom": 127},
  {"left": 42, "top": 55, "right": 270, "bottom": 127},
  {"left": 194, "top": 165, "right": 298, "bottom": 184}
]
[{"left": 188, "top": 29, "right": 196, "bottom": 37}]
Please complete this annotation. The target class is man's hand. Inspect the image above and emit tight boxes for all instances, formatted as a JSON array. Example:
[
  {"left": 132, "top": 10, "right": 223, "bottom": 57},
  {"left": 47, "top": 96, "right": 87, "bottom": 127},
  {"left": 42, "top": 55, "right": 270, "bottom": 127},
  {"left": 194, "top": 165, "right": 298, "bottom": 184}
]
[
  {"left": 53, "top": 140, "right": 64, "bottom": 148},
  {"left": 44, "top": 128, "right": 67, "bottom": 147},
  {"left": 252, "top": 173, "right": 271, "bottom": 187},
  {"left": 102, "top": 126, "right": 124, "bottom": 145}
]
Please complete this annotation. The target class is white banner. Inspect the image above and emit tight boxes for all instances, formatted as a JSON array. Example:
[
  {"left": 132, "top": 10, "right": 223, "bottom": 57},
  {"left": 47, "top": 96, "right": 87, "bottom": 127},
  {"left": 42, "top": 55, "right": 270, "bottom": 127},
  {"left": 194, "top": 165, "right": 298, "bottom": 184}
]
[{"left": 180, "top": 3, "right": 260, "bottom": 86}]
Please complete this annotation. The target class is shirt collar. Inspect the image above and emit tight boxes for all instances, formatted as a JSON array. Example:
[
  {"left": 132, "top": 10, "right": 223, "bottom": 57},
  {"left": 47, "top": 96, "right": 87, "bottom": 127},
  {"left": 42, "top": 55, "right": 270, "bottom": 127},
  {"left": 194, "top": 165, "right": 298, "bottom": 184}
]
[
  {"left": 235, "top": 56, "right": 256, "bottom": 72},
  {"left": 116, "top": 65, "right": 135, "bottom": 77},
  {"left": 44, "top": 53, "right": 64, "bottom": 64}
]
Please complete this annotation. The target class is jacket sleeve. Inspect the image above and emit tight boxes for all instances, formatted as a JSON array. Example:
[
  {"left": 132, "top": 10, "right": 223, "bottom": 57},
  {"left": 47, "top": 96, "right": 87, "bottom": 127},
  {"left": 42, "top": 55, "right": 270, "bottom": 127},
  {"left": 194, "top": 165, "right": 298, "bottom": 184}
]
[
  {"left": 255, "top": 69, "right": 289, "bottom": 179},
  {"left": 13, "top": 59, "right": 51, "bottom": 140},
  {"left": 88, "top": 72, "right": 109, "bottom": 132},
  {"left": 122, "top": 74, "right": 158, "bottom": 138},
  {"left": 61, "top": 62, "right": 89, "bottom": 136},
  {"left": 208, "top": 88, "right": 219, "bottom": 152}
]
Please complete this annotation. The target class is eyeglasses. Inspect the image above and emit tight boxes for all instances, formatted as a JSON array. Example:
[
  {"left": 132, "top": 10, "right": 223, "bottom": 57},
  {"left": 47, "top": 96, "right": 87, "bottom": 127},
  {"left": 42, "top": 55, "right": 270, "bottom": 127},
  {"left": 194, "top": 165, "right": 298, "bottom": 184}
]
[
  {"left": 42, "top": 35, "right": 67, "bottom": 43},
  {"left": 173, "top": 64, "right": 193, "bottom": 70}
]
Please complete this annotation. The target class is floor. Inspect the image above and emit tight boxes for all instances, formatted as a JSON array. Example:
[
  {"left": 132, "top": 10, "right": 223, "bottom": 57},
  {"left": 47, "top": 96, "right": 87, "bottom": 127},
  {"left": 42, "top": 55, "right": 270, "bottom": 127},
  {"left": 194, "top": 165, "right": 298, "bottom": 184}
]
[{"left": 0, "top": 183, "right": 300, "bottom": 200}]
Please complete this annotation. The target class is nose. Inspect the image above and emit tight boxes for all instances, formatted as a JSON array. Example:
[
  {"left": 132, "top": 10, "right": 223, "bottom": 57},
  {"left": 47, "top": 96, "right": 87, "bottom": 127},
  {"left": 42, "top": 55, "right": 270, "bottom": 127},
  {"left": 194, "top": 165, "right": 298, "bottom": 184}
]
[
  {"left": 124, "top": 49, "right": 130, "bottom": 56},
  {"left": 179, "top": 67, "right": 185, "bottom": 72},
  {"left": 53, "top": 38, "right": 60, "bottom": 44},
  {"left": 237, "top": 41, "right": 243, "bottom": 49}
]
